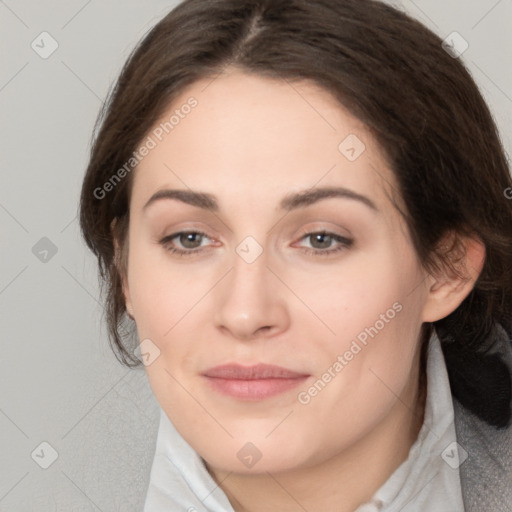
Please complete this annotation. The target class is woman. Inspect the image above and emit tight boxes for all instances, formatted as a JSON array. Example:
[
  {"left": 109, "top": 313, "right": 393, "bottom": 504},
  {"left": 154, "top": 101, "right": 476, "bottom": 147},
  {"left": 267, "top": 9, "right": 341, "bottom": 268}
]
[{"left": 79, "top": 0, "right": 512, "bottom": 510}]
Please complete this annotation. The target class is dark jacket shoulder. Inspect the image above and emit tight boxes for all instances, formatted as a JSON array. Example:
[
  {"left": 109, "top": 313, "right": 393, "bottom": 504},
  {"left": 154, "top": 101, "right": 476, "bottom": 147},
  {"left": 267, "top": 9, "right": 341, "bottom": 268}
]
[{"left": 453, "top": 325, "right": 512, "bottom": 512}]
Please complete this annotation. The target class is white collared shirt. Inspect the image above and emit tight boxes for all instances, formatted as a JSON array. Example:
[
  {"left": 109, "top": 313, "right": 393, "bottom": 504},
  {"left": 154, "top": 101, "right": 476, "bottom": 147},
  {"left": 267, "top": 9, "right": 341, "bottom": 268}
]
[{"left": 144, "top": 331, "right": 465, "bottom": 512}]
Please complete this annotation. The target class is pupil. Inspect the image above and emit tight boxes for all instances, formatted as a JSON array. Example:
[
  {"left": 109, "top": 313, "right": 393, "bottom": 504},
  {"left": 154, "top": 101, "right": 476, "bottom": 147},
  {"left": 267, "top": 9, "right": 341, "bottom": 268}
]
[
  {"left": 312, "top": 233, "right": 331, "bottom": 249},
  {"left": 181, "top": 233, "right": 201, "bottom": 248}
]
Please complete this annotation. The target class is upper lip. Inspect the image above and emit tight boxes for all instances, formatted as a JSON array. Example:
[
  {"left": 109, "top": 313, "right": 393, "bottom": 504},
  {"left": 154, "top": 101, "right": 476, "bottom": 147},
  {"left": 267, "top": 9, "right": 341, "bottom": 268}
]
[{"left": 202, "top": 364, "right": 309, "bottom": 380}]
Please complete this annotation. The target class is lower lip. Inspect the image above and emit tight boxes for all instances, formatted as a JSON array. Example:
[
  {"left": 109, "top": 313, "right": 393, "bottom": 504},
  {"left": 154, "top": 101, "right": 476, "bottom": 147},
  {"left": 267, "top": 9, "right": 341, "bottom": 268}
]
[{"left": 203, "top": 376, "right": 310, "bottom": 401}]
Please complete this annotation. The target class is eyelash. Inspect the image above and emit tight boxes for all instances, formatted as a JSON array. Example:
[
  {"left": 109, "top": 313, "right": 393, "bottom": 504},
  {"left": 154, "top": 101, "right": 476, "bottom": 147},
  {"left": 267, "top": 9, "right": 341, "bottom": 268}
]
[{"left": 159, "top": 230, "right": 353, "bottom": 257}]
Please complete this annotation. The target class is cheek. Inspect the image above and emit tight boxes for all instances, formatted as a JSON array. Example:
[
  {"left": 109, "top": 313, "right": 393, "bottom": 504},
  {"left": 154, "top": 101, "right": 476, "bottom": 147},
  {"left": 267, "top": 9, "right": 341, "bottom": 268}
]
[
  {"left": 289, "top": 249, "right": 417, "bottom": 343},
  {"left": 126, "top": 239, "right": 196, "bottom": 334},
  {"left": 292, "top": 302, "right": 423, "bottom": 454},
  {"left": 292, "top": 247, "right": 424, "bottom": 398}
]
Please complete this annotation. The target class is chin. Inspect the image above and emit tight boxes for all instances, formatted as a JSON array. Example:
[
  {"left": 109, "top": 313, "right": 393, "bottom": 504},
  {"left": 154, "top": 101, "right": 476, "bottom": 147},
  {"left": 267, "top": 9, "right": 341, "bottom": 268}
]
[{"left": 198, "top": 435, "right": 315, "bottom": 475}]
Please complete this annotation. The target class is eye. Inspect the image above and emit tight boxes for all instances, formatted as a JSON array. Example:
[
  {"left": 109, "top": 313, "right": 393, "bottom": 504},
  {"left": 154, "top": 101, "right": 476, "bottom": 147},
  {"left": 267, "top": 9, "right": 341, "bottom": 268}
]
[
  {"left": 159, "top": 230, "right": 353, "bottom": 258},
  {"left": 159, "top": 231, "right": 213, "bottom": 256},
  {"left": 296, "top": 231, "right": 353, "bottom": 256}
]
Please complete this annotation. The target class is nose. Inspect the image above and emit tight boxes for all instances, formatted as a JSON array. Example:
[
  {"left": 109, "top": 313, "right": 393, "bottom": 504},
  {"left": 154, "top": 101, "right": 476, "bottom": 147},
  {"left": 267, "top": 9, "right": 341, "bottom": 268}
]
[{"left": 213, "top": 251, "right": 290, "bottom": 341}]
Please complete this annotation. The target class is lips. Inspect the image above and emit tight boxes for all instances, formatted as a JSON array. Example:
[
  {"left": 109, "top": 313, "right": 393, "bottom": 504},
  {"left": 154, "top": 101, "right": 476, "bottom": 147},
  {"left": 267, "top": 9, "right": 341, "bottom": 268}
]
[
  {"left": 201, "top": 364, "right": 310, "bottom": 401},
  {"left": 202, "top": 364, "right": 308, "bottom": 379}
]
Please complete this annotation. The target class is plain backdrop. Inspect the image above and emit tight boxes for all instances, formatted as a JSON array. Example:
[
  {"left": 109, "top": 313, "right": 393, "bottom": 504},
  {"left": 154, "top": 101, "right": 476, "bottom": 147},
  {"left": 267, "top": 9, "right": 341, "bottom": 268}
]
[{"left": 0, "top": 0, "right": 511, "bottom": 510}]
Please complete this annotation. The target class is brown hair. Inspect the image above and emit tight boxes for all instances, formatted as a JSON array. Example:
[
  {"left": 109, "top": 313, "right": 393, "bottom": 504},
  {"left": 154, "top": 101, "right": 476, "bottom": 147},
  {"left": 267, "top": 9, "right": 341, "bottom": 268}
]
[{"left": 79, "top": 0, "right": 512, "bottom": 427}]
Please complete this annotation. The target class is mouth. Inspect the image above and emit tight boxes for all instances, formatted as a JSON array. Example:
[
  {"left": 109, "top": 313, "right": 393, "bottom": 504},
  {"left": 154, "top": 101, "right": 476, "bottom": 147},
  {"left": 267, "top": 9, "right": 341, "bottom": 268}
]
[{"left": 201, "top": 364, "right": 310, "bottom": 401}]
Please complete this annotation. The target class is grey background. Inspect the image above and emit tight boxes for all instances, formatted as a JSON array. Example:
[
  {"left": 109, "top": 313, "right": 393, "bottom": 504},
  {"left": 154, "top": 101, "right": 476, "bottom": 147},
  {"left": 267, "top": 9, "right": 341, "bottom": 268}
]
[{"left": 0, "top": 0, "right": 510, "bottom": 511}]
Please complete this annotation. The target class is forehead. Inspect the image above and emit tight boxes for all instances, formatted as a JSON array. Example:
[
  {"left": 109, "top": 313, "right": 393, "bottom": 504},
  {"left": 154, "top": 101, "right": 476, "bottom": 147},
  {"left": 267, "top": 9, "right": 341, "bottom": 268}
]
[{"left": 131, "top": 70, "right": 398, "bottom": 213}]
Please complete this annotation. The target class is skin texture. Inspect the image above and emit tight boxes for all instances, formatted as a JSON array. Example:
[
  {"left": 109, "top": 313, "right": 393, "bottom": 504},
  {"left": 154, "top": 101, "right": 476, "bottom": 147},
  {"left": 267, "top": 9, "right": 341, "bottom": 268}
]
[{"left": 119, "top": 69, "right": 485, "bottom": 512}]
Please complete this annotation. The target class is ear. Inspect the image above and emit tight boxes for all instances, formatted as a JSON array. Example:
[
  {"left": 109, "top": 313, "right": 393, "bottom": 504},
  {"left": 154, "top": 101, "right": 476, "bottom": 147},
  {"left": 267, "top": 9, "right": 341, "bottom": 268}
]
[
  {"left": 111, "top": 218, "right": 134, "bottom": 319},
  {"left": 421, "top": 232, "right": 486, "bottom": 323}
]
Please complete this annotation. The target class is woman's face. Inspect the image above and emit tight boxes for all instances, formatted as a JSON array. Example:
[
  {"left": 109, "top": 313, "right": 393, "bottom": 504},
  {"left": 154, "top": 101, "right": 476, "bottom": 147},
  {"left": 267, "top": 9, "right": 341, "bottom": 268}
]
[{"left": 123, "top": 70, "right": 434, "bottom": 473}]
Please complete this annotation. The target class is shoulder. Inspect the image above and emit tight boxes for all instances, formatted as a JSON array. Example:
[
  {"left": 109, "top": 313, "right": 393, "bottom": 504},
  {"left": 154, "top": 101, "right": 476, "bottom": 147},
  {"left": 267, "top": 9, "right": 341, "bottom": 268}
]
[{"left": 453, "top": 375, "right": 512, "bottom": 511}]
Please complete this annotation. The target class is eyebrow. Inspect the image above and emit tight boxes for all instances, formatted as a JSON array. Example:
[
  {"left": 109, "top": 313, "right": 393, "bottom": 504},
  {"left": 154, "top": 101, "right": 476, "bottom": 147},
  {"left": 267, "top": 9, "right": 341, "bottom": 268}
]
[{"left": 142, "top": 186, "right": 378, "bottom": 213}]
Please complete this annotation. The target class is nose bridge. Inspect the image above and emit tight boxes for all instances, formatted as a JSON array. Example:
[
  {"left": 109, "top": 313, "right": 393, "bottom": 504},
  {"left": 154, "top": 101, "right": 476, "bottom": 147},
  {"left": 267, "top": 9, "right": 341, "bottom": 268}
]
[
  {"left": 228, "top": 232, "right": 272, "bottom": 297},
  {"left": 213, "top": 244, "right": 289, "bottom": 338},
  {"left": 230, "top": 249, "right": 268, "bottom": 299}
]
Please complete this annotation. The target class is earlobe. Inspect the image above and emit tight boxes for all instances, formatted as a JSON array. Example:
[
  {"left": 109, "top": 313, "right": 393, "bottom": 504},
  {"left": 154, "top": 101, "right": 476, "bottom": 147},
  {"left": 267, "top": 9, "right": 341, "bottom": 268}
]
[
  {"left": 122, "top": 273, "right": 134, "bottom": 319},
  {"left": 421, "top": 233, "right": 486, "bottom": 323},
  {"left": 111, "top": 218, "right": 134, "bottom": 319},
  {"left": 117, "top": 253, "right": 134, "bottom": 319},
  {"left": 125, "top": 297, "right": 135, "bottom": 319}
]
